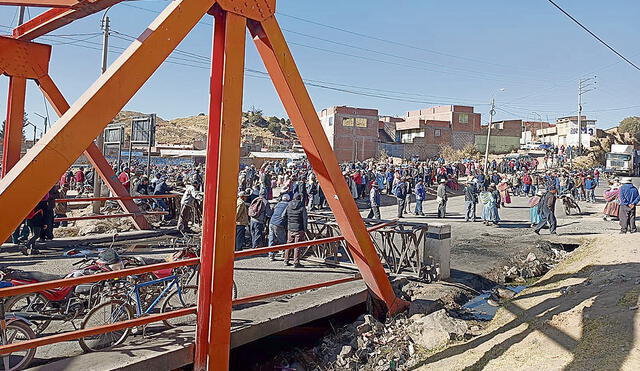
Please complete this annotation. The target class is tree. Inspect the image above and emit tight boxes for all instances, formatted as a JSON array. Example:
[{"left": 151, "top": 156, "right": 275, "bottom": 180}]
[
  {"left": 267, "top": 121, "right": 282, "bottom": 135},
  {"left": 246, "top": 109, "right": 268, "bottom": 128},
  {"left": 268, "top": 116, "right": 281, "bottom": 125},
  {"left": 619, "top": 116, "right": 640, "bottom": 140}
]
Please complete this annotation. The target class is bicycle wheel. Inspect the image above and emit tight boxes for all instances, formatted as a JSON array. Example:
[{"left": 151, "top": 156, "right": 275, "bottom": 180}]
[
  {"left": 161, "top": 285, "right": 198, "bottom": 328},
  {"left": 232, "top": 281, "right": 238, "bottom": 300},
  {"left": 0, "top": 321, "right": 37, "bottom": 371},
  {"left": 5, "top": 293, "right": 51, "bottom": 334},
  {"left": 79, "top": 300, "right": 133, "bottom": 352}
]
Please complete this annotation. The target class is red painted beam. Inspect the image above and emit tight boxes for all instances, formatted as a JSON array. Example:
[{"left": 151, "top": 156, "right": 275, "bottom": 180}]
[
  {"left": 194, "top": 8, "right": 226, "bottom": 369},
  {"left": 0, "top": 307, "right": 197, "bottom": 354},
  {"left": 12, "top": 0, "right": 123, "bottom": 40},
  {"left": 54, "top": 211, "right": 167, "bottom": 222},
  {"left": 2, "top": 77, "right": 26, "bottom": 178},
  {"left": 55, "top": 194, "right": 179, "bottom": 203},
  {"left": 36, "top": 74, "right": 152, "bottom": 230},
  {"left": 0, "top": 0, "right": 78, "bottom": 8}
]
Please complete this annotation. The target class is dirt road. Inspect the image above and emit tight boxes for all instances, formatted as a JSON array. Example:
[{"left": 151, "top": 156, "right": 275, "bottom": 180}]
[{"left": 414, "top": 233, "right": 640, "bottom": 371}]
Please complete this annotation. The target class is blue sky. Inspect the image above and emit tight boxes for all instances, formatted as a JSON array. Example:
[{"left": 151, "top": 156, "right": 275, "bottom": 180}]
[{"left": 1, "top": 0, "right": 639, "bottom": 139}]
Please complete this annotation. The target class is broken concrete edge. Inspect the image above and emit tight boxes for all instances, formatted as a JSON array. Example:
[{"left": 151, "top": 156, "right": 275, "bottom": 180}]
[
  {"left": 25, "top": 280, "right": 368, "bottom": 371},
  {"left": 1, "top": 227, "right": 179, "bottom": 251}
]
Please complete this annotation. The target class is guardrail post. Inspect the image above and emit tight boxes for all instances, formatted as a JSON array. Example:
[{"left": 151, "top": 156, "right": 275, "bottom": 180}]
[{"left": 425, "top": 223, "right": 451, "bottom": 279}]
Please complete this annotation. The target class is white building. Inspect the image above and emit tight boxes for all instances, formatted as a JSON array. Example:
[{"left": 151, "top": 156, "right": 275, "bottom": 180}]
[{"left": 537, "top": 116, "right": 596, "bottom": 148}]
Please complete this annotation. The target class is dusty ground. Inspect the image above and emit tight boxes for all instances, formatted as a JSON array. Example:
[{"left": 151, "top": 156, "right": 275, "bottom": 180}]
[{"left": 413, "top": 233, "right": 640, "bottom": 371}]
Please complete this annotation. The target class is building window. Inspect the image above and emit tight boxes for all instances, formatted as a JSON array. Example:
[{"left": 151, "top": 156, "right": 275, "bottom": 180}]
[
  {"left": 434, "top": 129, "right": 441, "bottom": 137},
  {"left": 329, "top": 116, "right": 334, "bottom": 126},
  {"left": 343, "top": 117, "right": 354, "bottom": 126},
  {"left": 355, "top": 117, "right": 367, "bottom": 127},
  {"left": 400, "top": 129, "right": 425, "bottom": 143},
  {"left": 459, "top": 113, "right": 469, "bottom": 124}
]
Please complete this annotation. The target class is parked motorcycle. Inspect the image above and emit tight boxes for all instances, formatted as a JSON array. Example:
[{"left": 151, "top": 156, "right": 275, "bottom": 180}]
[{"left": 0, "top": 252, "right": 121, "bottom": 334}]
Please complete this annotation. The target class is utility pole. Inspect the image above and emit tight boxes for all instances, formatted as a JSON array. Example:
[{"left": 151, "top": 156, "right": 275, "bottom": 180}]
[
  {"left": 577, "top": 76, "right": 596, "bottom": 155},
  {"left": 33, "top": 112, "right": 48, "bottom": 135},
  {"left": 18, "top": 6, "right": 25, "bottom": 25},
  {"left": 93, "top": 15, "right": 110, "bottom": 213},
  {"left": 483, "top": 98, "right": 495, "bottom": 172}
]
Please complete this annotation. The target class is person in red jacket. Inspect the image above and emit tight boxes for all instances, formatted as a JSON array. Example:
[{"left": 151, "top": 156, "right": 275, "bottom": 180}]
[
  {"left": 74, "top": 167, "right": 85, "bottom": 195},
  {"left": 522, "top": 172, "right": 533, "bottom": 196},
  {"left": 118, "top": 167, "right": 130, "bottom": 189}
]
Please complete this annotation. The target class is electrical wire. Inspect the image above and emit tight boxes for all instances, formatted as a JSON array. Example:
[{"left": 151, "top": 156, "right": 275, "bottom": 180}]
[
  {"left": 279, "top": 28, "right": 550, "bottom": 83},
  {"left": 118, "top": 3, "right": 555, "bottom": 84},
  {"left": 275, "top": 11, "right": 531, "bottom": 72},
  {"left": 547, "top": 0, "right": 640, "bottom": 72}
]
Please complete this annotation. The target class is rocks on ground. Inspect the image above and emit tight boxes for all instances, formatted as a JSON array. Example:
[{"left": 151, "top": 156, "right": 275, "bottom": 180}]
[{"left": 271, "top": 279, "right": 481, "bottom": 371}]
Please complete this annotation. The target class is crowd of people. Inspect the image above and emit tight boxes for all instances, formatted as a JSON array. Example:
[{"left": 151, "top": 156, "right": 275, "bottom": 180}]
[{"left": 13, "top": 150, "right": 639, "bottom": 256}]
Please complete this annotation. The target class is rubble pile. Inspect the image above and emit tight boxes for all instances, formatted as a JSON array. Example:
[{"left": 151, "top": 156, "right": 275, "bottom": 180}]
[
  {"left": 54, "top": 205, "right": 136, "bottom": 237},
  {"left": 274, "top": 309, "right": 477, "bottom": 371},
  {"left": 501, "top": 243, "right": 570, "bottom": 284},
  {"left": 272, "top": 279, "right": 481, "bottom": 371}
]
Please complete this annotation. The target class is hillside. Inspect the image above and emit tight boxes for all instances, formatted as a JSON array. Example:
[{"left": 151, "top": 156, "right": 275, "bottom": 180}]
[{"left": 113, "top": 110, "right": 291, "bottom": 146}]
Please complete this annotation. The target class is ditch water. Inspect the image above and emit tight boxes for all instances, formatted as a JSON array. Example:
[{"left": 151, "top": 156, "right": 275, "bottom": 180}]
[{"left": 460, "top": 285, "right": 527, "bottom": 321}]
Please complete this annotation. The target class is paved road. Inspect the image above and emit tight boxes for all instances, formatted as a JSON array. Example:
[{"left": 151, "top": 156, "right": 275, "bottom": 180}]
[
  {"left": 3, "top": 177, "right": 638, "bottom": 368},
  {"left": 1, "top": 240, "right": 358, "bottom": 366},
  {"left": 361, "top": 177, "right": 640, "bottom": 278}
]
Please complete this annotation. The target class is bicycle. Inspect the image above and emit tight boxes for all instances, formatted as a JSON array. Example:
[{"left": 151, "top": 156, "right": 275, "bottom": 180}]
[
  {"left": 167, "top": 233, "right": 238, "bottom": 299},
  {"left": 0, "top": 290, "right": 37, "bottom": 371},
  {"left": 78, "top": 272, "right": 197, "bottom": 352}
]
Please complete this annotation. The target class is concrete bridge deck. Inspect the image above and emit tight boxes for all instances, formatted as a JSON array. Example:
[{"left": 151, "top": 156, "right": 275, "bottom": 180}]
[{"left": 3, "top": 245, "right": 366, "bottom": 370}]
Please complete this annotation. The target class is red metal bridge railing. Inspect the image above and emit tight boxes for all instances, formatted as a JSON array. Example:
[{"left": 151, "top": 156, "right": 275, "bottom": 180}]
[{"left": 0, "top": 221, "right": 392, "bottom": 356}]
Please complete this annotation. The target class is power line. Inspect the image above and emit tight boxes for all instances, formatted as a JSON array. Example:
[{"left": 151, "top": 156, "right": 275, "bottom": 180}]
[
  {"left": 30, "top": 32, "right": 485, "bottom": 106},
  {"left": 110, "top": 29, "right": 489, "bottom": 103},
  {"left": 280, "top": 28, "right": 550, "bottom": 83},
  {"left": 275, "top": 11, "right": 531, "bottom": 72},
  {"left": 116, "top": 3, "right": 557, "bottom": 84},
  {"left": 547, "top": 0, "right": 640, "bottom": 72}
]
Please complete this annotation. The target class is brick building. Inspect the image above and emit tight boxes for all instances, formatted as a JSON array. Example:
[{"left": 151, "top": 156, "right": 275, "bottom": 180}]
[
  {"left": 318, "top": 106, "right": 380, "bottom": 162},
  {"left": 394, "top": 119, "right": 452, "bottom": 159},
  {"left": 475, "top": 120, "right": 522, "bottom": 154},
  {"left": 404, "top": 105, "right": 482, "bottom": 149}
]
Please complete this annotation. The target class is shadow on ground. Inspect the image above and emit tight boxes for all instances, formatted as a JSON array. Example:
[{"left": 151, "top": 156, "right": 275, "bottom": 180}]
[{"left": 411, "top": 263, "right": 640, "bottom": 370}]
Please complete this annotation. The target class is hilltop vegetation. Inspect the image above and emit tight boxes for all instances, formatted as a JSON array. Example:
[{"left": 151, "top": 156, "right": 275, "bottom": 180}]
[{"left": 113, "top": 109, "right": 292, "bottom": 145}]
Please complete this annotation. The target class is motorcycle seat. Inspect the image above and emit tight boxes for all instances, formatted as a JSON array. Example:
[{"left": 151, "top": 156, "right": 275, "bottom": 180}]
[{"left": 12, "top": 270, "right": 65, "bottom": 282}]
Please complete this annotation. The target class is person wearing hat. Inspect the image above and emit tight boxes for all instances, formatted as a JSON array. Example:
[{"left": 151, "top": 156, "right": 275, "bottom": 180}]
[
  {"left": 267, "top": 193, "right": 290, "bottom": 261},
  {"left": 603, "top": 180, "right": 621, "bottom": 221},
  {"left": 392, "top": 176, "right": 407, "bottom": 218},
  {"left": 497, "top": 178, "right": 511, "bottom": 207},
  {"left": 367, "top": 182, "right": 382, "bottom": 219},
  {"left": 436, "top": 178, "right": 448, "bottom": 218},
  {"left": 618, "top": 177, "right": 639, "bottom": 234},
  {"left": 235, "top": 191, "right": 249, "bottom": 251},
  {"left": 528, "top": 189, "right": 545, "bottom": 227},
  {"left": 414, "top": 179, "right": 427, "bottom": 216},
  {"left": 534, "top": 186, "right": 558, "bottom": 235},
  {"left": 285, "top": 193, "right": 307, "bottom": 268},
  {"left": 463, "top": 177, "right": 478, "bottom": 222},
  {"left": 177, "top": 178, "right": 202, "bottom": 234},
  {"left": 248, "top": 188, "right": 273, "bottom": 249}
]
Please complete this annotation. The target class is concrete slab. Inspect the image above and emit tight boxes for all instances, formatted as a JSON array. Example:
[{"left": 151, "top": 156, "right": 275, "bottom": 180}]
[{"left": 24, "top": 280, "right": 367, "bottom": 371}]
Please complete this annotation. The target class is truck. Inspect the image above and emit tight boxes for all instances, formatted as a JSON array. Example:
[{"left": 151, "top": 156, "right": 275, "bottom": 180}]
[{"left": 605, "top": 144, "right": 640, "bottom": 176}]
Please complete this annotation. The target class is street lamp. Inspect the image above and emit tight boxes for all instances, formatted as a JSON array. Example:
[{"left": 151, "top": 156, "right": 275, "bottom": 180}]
[
  {"left": 33, "top": 112, "right": 48, "bottom": 134},
  {"left": 482, "top": 88, "right": 505, "bottom": 172},
  {"left": 23, "top": 121, "right": 39, "bottom": 146}
]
